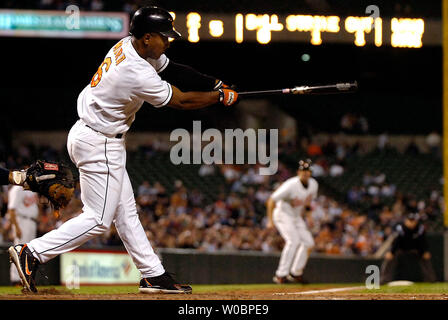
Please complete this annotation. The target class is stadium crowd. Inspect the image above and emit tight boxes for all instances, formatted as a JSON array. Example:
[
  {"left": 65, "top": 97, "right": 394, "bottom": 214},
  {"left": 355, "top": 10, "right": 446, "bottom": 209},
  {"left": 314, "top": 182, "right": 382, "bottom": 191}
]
[{"left": 0, "top": 134, "right": 443, "bottom": 257}]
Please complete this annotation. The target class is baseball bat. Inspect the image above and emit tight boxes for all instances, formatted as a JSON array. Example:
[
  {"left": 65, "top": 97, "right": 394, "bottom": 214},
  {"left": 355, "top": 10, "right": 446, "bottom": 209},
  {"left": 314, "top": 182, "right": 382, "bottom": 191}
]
[{"left": 237, "top": 81, "right": 358, "bottom": 97}]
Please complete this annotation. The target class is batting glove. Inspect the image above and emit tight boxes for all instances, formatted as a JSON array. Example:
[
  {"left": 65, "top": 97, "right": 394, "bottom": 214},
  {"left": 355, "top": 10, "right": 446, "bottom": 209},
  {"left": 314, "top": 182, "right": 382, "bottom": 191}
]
[{"left": 218, "top": 88, "right": 238, "bottom": 106}]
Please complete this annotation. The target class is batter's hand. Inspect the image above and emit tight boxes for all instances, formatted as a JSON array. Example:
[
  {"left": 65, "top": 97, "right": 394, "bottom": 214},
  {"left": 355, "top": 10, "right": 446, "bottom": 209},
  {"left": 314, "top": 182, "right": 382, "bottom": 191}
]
[{"left": 219, "top": 88, "right": 238, "bottom": 106}]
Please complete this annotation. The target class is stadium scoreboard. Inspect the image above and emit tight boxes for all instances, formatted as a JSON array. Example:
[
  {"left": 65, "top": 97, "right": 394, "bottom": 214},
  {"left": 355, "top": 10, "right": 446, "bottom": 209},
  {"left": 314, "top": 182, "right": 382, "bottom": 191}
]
[{"left": 0, "top": 9, "right": 441, "bottom": 48}]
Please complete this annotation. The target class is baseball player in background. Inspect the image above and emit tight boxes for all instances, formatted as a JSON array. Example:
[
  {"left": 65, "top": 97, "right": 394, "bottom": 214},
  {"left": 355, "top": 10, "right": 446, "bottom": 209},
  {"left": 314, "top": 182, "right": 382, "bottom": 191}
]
[
  {"left": 266, "top": 159, "right": 317, "bottom": 284},
  {"left": 6, "top": 185, "right": 39, "bottom": 285},
  {"left": 9, "top": 6, "right": 239, "bottom": 294}
]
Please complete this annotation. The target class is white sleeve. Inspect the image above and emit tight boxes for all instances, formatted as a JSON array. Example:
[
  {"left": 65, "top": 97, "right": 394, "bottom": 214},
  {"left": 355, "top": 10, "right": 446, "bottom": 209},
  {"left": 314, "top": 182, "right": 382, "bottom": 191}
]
[
  {"left": 146, "top": 54, "right": 169, "bottom": 73},
  {"left": 136, "top": 70, "right": 173, "bottom": 108},
  {"left": 271, "top": 180, "right": 293, "bottom": 202},
  {"left": 8, "top": 187, "right": 21, "bottom": 210}
]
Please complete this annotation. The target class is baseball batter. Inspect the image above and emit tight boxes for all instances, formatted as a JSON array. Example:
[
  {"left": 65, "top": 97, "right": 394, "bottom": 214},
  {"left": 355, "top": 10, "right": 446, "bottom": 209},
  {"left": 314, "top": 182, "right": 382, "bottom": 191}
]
[
  {"left": 6, "top": 185, "right": 39, "bottom": 285},
  {"left": 266, "top": 159, "right": 317, "bottom": 284},
  {"left": 9, "top": 6, "right": 238, "bottom": 294}
]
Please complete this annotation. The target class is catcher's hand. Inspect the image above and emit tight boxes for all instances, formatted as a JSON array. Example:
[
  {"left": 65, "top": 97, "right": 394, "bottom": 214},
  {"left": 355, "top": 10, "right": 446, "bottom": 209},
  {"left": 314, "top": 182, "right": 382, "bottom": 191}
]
[{"left": 24, "top": 160, "right": 75, "bottom": 210}]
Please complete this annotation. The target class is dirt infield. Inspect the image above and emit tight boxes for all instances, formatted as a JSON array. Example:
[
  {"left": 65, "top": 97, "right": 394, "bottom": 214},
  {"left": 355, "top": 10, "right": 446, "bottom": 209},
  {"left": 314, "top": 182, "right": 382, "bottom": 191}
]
[{"left": 1, "top": 287, "right": 448, "bottom": 300}]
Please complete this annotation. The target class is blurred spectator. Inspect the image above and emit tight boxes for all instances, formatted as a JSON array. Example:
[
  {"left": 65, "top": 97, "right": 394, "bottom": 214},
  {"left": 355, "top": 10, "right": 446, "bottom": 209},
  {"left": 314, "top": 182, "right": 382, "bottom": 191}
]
[
  {"left": 90, "top": 0, "right": 103, "bottom": 11},
  {"left": 311, "top": 159, "right": 327, "bottom": 177},
  {"left": 329, "top": 162, "right": 344, "bottom": 177},
  {"left": 426, "top": 131, "right": 441, "bottom": 157},
  {"left": 377, "top": 132, "right": 389, "bottom": 151},
  {"left": 198, "top": 164, "right": 216, "bottom": 176},
  {"left": 307, "top": 139, "right": 323, "bottom": 157},
  {"left": 405, "top": 138, "right": 420, "bottom": 155},
  {"left": 340, "top": 113, "right": 369, "bottom": 134}
]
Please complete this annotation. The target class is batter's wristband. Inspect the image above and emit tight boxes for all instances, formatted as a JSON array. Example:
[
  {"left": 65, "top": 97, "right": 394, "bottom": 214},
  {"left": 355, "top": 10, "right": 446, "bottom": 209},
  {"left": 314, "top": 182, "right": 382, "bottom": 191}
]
[{"left": 214, "top": 80, "right": 223, "bottom": 90}]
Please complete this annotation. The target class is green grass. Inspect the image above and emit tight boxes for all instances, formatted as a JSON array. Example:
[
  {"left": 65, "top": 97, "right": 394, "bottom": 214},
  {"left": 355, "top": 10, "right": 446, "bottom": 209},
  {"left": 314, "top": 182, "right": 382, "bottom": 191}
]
[
  {"left": 0, "top": 283, "right": 353, "bottom": 295},
  {"left": 0, "top": 282, "right": 446, "bottom": 295},
  {"left": 355, "top": 283, "right": 448, "bottom": 294}
]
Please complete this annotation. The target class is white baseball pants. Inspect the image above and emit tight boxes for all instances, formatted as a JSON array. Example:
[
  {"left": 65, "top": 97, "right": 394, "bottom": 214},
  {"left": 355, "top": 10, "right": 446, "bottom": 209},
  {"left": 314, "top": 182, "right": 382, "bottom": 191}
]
[
  {"left": 273, "top": 209, "right": 314, "bottom": 277},
  {"left": 27, "top": 120, "right": 165, "bottom": 278}
]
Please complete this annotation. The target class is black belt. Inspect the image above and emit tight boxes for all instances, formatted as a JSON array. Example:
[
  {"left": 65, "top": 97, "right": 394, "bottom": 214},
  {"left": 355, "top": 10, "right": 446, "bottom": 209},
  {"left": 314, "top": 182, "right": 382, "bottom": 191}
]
[{"left": 86, "top": 124, "right": 123, "bottom": 139}]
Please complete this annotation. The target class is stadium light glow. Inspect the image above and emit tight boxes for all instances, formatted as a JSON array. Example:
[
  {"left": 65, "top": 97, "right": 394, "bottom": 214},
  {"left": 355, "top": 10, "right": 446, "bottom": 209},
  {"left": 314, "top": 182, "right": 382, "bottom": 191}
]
[
  {"left": 235, "top": 13, "right": 244, "bottom": 43},
  {"left": 186, "top": 12, "right": 201, "bottom": 43},
  {"left": 345, "top": 16, "right": 374, "bottom": 46},
  {"left": 285, "top": 15, "right": 340, "bottom": 45},
  {"left": 209, "top": 20, "right": 224, "bottom": 37},
  {"left": 245, "top": 14, "right": 283, "bottom": 44},
  {"left": 391, "top": 18, "right": 424, "bottom": 48}
]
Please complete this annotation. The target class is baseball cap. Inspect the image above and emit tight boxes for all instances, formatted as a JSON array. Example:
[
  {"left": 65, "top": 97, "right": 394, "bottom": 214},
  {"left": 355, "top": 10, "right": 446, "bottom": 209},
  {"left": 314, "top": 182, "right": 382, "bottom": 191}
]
[{"left": 298, "top": 159, "right": 312, "bottom": 171}]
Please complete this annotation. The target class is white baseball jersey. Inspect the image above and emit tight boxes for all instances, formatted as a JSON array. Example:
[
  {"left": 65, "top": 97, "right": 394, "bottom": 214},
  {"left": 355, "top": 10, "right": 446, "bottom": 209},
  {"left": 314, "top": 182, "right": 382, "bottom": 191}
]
[
  {"left": 8, "top": 186, "right": 39, "bottom": 221},
  {"left": 271, "top": 176, "right": 318, "bottom": 217},
  {"left": 77, "top": 36, "right": 172, "bottom": 136}
]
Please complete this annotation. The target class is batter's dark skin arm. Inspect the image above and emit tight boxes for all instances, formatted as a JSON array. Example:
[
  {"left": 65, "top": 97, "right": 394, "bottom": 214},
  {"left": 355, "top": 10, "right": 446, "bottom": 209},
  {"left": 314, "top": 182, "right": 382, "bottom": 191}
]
[
  {"left": 168, "top": 85, "right": 220, "bottom": 110},
  {"left": 159, "top": 61, "right": 221, "bottom": 92},
  {"left": 132, "top": 34, "right": 236, "bottom": 110}
]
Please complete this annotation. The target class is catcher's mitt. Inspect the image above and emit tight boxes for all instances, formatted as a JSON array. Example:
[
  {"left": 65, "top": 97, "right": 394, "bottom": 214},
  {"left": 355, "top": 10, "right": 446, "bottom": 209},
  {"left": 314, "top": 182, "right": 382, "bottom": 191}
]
[{"left": 24, "top": 160, "right": 75, "bottom": 210}]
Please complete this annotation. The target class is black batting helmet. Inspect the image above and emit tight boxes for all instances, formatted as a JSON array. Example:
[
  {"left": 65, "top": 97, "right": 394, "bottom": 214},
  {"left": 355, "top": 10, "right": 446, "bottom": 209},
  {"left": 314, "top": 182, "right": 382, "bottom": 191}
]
[
  {"left": 129, "top": 6, "right": 181, "bottom": 39},
  {"left": 298, "top": 159, "right": 312, "bottom": 171}
]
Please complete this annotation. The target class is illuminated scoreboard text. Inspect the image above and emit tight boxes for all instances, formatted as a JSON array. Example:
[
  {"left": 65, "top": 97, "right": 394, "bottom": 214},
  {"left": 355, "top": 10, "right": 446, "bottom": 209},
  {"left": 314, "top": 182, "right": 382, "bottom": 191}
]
[{"left": 169, "top": 12, "right": 431, "bottom": 48}]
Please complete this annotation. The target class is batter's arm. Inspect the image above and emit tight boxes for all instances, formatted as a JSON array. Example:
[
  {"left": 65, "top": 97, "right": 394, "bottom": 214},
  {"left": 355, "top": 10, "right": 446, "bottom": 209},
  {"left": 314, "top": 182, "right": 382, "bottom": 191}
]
[
  {"left": 168, "top": 85, "right": 237, "bottom": 109},
  {"left": 158, "top": 60, "right": 222, "bottom": 92}
]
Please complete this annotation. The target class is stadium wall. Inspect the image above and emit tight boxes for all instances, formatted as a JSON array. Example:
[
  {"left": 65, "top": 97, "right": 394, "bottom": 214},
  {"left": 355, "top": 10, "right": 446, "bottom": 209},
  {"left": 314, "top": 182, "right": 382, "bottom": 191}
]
[{"left": 0, "top": 233, "right": 443, "bottom": 285}]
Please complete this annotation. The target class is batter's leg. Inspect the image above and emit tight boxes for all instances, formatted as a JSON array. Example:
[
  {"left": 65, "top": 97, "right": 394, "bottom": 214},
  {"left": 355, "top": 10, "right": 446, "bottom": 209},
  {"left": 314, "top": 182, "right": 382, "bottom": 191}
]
[
  {"left": 27, "top": 125, "right": 126, "bottom": 263},
  {"left": 113, "top": 171, "right": 165, "bottom": 278},
  {"left": 273, "top": 212, "right": 300, "bottom": 278},
  {"left": 290, "top": 227, "right": 314, "bottom": 277}
]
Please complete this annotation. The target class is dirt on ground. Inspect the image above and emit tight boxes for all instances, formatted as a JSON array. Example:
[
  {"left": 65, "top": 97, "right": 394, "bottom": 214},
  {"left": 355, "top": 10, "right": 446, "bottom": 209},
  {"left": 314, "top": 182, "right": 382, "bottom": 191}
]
[{"left": 1, "top": 287, "right": 448, "bottom": 300}]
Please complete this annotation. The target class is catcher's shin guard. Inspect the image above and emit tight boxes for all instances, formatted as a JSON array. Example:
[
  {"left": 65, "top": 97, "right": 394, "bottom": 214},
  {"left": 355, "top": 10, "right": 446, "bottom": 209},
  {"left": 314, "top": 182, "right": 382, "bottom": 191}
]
[{"left": 8, "top": 244, "right": 40, "bottom": 293}]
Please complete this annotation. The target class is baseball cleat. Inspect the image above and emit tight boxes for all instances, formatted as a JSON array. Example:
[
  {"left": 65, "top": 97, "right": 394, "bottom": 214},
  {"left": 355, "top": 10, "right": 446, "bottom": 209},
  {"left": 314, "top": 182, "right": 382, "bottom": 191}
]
[
  {"left": 139, "top": 272, "right": 192, "bottom": 294},
  {"left": 287, "top": 274, "right": 309, "bottom": 284},
  {"left": 273, "top": 275, "right": 290, "bottom": 284},
  {"left": 8, "top": 244, "right": 40, "bottom": 293}
]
